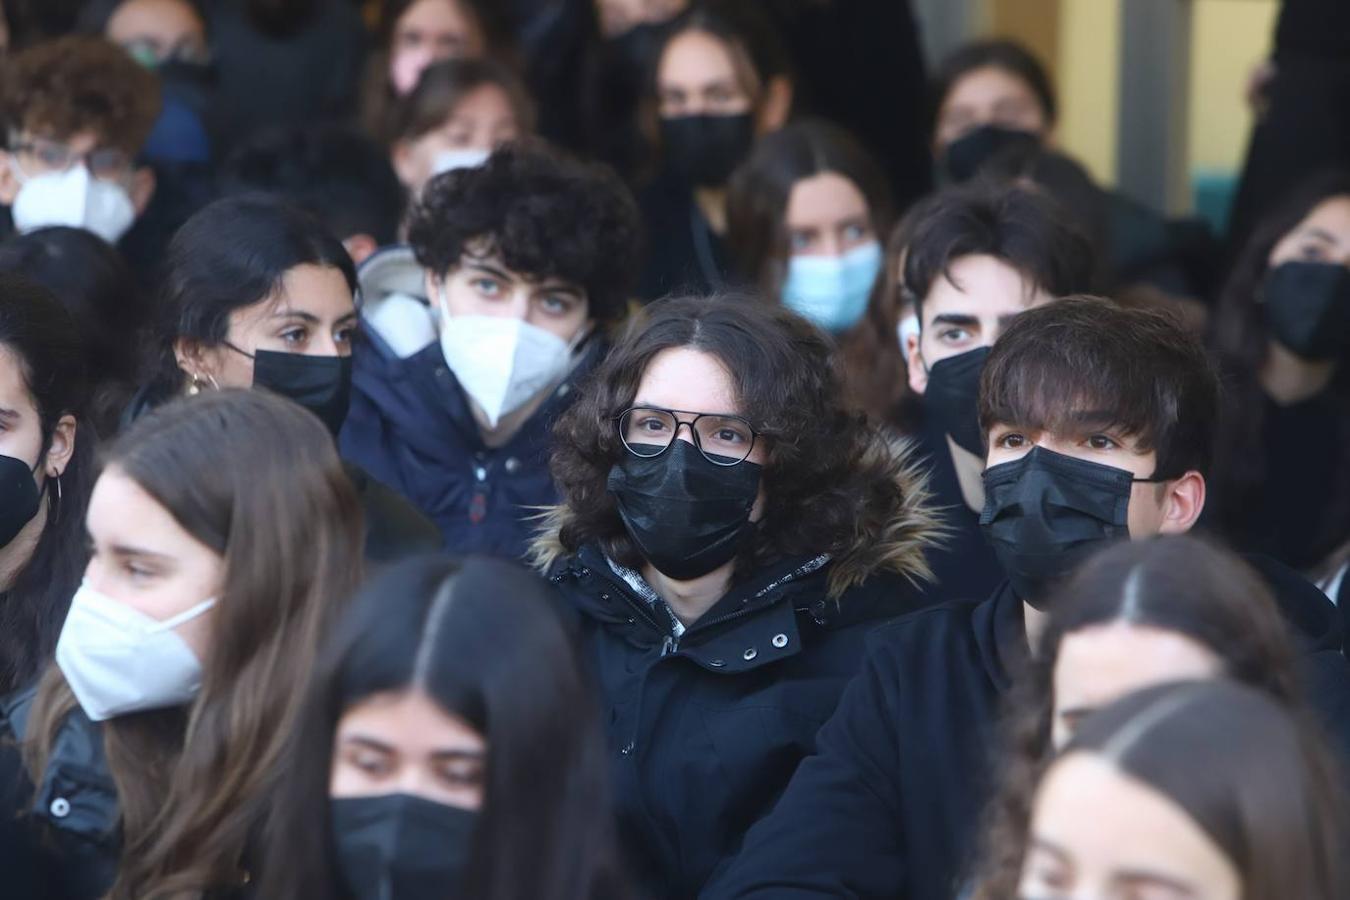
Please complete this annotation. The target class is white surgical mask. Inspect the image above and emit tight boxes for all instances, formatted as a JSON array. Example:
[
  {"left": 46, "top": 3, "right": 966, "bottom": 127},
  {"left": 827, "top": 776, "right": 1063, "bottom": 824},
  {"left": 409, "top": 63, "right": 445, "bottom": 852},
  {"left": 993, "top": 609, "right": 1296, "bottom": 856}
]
[
  {"left": 781, "top": 241, "right": 882, "bottom": 333},
  {"left": 438, "top": 291, "right": 580, "bottom": 427},
  {"left": 432, "top": 148, "right": 491, "bottom": 176},
  {"left": 55, "top": 580, "right": 216, "bottom": 722},
  {"left": 11, "top": 163, "right": 136, "bottom": 244}
]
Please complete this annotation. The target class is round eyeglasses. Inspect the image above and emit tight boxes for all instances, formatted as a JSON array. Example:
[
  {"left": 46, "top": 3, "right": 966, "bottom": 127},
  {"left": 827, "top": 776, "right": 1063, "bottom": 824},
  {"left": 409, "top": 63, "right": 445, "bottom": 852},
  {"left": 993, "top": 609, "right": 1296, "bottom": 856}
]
[{"left": 615, "top": 406, "right": 760, "bottom": 466}]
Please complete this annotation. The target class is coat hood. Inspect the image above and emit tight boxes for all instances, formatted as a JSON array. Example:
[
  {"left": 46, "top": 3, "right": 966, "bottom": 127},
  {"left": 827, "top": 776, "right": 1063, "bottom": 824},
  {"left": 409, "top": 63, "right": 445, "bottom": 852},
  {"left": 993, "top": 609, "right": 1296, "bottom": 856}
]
[{"left": 531, "top": 434, "right": 946, "bottom": 600}]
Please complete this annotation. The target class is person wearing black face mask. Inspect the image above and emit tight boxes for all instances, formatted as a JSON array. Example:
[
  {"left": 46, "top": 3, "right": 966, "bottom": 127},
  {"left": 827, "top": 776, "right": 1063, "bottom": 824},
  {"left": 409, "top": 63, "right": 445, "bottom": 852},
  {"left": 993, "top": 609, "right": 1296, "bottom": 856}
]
[
  {"left": 535, "top": 295, "right": 940, "bottom": 898},
  {"left": 707, "top": 297, "right": 1350, "bottom": 900},
  {"left": 895, "top": 184, "right": 1096, "bottom": 605},
  {"left": 127, "top": 195, "right": 440, "bottom": 564},
  {"left": 634, "top": 6, "right": 793, "bottom": 302},
  {"left": 255, "top": 555, "right": 631, "bottom": 900},
  {"left": 1209, "top": 172, "right": 1350, "bottom": 582}
]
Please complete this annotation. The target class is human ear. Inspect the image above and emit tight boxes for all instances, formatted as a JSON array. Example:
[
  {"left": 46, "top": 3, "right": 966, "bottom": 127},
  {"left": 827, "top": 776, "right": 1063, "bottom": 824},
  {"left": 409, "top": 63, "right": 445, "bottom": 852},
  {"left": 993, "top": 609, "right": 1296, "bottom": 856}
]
[
  {"left": 42, "top": 414, "right": 77, "bottom": 478},
  {"left": 756, "top": 76, "right": 793, "bottom": 133},
  {"left": 1157, "top": 470, "right": 1206, "bottom": 534},
  {"left": 0, "top": 151, "right": 21, "bottom": 205},
  {"left": 130, "top": 166, "right": 156, "bottom": 215},
  {"left": 174, "top": 337, "right": 224, "bottom": 389},
  {"left": 906, "top": 331, "right": 928, "bottom": 396}
]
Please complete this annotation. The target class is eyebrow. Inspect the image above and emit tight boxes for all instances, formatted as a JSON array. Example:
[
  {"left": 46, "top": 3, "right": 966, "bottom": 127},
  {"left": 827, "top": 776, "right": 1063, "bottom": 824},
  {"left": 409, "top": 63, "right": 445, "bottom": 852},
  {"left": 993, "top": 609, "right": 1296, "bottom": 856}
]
[
  {"left": 0, "top": 406, "right": 20, "bottom": 422},
  {"left": 464, "top": 261, "right": 517, "bottom": 283},
  {"left": 1114, "top": 870, "right": 1197, "bottom": 895},
  {"left": 930, "top": 313, "right": 980, "bottom": 328},
  {"left": 1028, "top": 837, "right": 1071, "bottom": 866},
  {"left": 270, "top": 309, "right": 359, "bottom": 325},
  {"left": 630, "top": 403, "right": 745, "bottom": 419},
  {"left": 1057, "top": 705, "right": 1094, "bottom": 722},
  {"left": 108, "top": 543, "right": 174, "bottom": 561},
  {"left": 343, "top": 735, "right": 485, "bottom": 760},
  {"left": 1301, "top": 227, "right": 1337, "bottom": 245}
]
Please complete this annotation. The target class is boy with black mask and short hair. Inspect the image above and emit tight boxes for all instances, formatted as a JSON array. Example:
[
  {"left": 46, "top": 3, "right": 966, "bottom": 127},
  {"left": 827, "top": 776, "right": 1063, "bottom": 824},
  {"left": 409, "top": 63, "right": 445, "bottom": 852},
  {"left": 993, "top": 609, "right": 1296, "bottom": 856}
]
[
  {"left": 901, "top": 182, "right": 1095, "bottom": 602},
  {"left": 341, "top": 140, "right": 641, "bottom": 559},
  {"left": 707, "top": 296, "right": 1350, "bottom": 900}
]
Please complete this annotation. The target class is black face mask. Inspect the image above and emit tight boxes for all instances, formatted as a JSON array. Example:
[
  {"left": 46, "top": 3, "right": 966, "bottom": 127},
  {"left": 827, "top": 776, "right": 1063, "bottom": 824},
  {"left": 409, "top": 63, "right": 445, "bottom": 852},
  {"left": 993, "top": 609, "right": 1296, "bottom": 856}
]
[
  {"left": 1262, "top": 261, "right": 1350, "bottom": 361},
  {"left": 660, "top": 113, "right": 755, "bottom": 188},
  {"left": 0, "top": 454, "right": 41, "bottom": 550},
  {"left": 227, "top": 345, "right": 353, "bottom": 437},
  {"left": 942, "top": 124, "right": 1042, "bottom": 183},
  {"left": 924, "top": 346, "right": 990, "bottom": 456},
  {"left": 330, "top": 794, "right": 477, "bottom": 900},
  {"left": 607, "top": 439, "right": 762, "bottom": 581},
  {"left": 980, "top": 446, "right": 1160, "bottom": 607}
]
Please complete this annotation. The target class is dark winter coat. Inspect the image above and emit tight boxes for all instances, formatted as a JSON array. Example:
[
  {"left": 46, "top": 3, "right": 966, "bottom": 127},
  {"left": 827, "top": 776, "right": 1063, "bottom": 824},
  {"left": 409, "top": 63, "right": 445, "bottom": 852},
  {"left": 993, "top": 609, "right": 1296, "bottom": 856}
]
[
  {"left": 535, "top": 448, "right": 943, "bottom": 898},
  {"left": 341, "top": 327, "right": 605, "bottom": 560},
  {"left": 704, "top": 555, "right": 1350, "bottom": 900}
]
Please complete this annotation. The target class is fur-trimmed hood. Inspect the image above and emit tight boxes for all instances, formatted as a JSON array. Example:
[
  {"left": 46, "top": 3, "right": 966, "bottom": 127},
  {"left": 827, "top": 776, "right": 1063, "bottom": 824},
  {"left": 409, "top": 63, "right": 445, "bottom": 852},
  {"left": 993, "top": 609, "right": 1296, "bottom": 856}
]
[{"left": 530, "top": 434, "right": 946, "bottom": 602}]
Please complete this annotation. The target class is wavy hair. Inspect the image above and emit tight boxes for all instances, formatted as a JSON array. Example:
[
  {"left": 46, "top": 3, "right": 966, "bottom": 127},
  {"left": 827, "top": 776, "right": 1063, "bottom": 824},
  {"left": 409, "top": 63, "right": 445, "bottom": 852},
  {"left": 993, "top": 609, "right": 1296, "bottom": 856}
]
[
  {"left": 537, "top": 293, "right": 936, "bottom": 596},
  {"left": 23, "top": 389, "right": 364, "bottom": 899}
]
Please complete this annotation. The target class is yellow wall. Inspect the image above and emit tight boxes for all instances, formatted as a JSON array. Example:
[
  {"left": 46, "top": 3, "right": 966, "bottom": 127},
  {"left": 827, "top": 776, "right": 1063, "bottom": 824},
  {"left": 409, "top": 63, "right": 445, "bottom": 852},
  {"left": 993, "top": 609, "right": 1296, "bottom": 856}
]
[
  {"left": 1187, "top": 0, "right": 1278, "bottom": 175},
  {"left": 1053, "top": 0, "right": 1121, "bottom": 187}
]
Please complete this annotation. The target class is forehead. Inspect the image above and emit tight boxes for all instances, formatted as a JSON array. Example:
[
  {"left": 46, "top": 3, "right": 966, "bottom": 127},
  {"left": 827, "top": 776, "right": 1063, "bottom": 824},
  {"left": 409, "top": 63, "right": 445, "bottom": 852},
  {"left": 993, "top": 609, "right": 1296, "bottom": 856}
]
[
  {"left": 86, "top": 465, "right": 198, "bottom": 550},
  {"left": 943, "top": 65, "right": 1041, "bottom": 112},
  {"left": 450, "top": 84, "right": 516, "bottom": 122},
  {"left": 659, "top": 29, "right": 740, "bottom": 86},
  {"left": 336, "top": 688, "right": 486, "bottom": 753},
  {"left": 108, "top": 0, "right": 204, "bottom": 39},
  {"left": 785, "top": 172, "right": 869, "bottom": 226},
  {"left": 399, "top": 0, "right": 474, "bottom": 33},
  {"left": 1287, "top": 195, "right": 1350, "bottom": 244},
  {"left": 1055, "top": 624, "right": 1223, "bottom": 712},
  {"left": 921, "top": 254, "right": 1046, "bottom": 321},
  {"left": 0, "top": 344, "right": 35, "bottom": 414},
  {"left": 635, "top": 346, "right": 739, "bottom": 414}
]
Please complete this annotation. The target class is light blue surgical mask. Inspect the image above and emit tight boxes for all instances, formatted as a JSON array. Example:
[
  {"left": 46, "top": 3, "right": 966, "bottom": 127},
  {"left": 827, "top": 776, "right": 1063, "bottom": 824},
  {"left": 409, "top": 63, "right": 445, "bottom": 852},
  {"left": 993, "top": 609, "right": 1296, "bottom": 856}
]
[{"left": 781, "top": 241, "right": 882, "bottom": 333}]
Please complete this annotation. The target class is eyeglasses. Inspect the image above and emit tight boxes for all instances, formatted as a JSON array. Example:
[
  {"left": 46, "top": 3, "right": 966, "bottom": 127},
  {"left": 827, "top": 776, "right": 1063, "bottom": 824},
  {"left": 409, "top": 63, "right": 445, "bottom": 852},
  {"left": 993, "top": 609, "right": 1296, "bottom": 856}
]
[
  {"left": 615, "top": 406, "right": 760, "bottom": 466},
  {"left": 8, "top": 135, "right": 133, "bottom": 183}
]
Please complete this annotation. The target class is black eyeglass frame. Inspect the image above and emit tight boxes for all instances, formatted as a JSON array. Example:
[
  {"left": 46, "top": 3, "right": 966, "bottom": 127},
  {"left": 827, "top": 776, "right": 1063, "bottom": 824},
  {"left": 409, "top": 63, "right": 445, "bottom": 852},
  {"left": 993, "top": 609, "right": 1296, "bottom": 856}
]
[{"left": 612, "top": 405, "right": 761, "bottom": 467}]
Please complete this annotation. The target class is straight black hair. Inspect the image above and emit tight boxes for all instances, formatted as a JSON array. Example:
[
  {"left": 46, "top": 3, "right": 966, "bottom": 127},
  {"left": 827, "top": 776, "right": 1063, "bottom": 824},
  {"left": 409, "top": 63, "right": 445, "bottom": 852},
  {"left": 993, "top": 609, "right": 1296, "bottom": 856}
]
[
  {"left": 0, "top": 226, "right": 148, "bottom": 439},
  {"left": 0, "top": 273, "right": 94, "bottom": 695},
  {"left": 147, "top": 194, "right": 357, "bottom": 395},
  {"left": 256, "top": 554, "right": 628, "bottom": 900}
]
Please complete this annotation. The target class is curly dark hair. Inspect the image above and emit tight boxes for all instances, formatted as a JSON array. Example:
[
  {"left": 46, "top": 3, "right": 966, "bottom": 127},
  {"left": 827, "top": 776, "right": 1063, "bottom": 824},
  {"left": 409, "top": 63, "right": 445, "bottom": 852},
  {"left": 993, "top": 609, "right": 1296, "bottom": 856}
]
[
  {"left": 545, "top": 294, "right": 931, "bottom": 595},
  {"left": 0, "top": 35, "right": 161, "bottom": 155},
  {"left": 969, "top": 534, "right": 1304, "bottom": 900},
  {"left": 407, "top": 140, "right": 642, "bottom": 325}
]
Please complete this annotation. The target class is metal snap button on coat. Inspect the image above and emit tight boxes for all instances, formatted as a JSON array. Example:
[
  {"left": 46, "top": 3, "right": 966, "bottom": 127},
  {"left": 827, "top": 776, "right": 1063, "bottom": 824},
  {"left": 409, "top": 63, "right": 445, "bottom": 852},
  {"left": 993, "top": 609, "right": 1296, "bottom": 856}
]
[
  {"left": 49, "top": 797, "right": 70, "bottom": 818},
  {"left": 504, "top": 457, "right": 521, "bottom": 474},
  {"left": 743, "top": 647, "right": 757, "bottom": 661},
  {"left": 709, "top": 659, "right": 726, "bottom": 668},
  {"left": 772, "top": 633, "right": 789, "bottom": 649}
]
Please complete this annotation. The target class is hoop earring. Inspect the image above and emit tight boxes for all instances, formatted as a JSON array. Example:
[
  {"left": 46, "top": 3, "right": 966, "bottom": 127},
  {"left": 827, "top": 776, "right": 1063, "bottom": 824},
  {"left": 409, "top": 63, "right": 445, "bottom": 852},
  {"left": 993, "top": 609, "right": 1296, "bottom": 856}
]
[
  {"left": 48, "top": 473, "right": 61, "bottom": 525},
  {"left": 187, "top": 373, "right": 219, "bottom": 396}
]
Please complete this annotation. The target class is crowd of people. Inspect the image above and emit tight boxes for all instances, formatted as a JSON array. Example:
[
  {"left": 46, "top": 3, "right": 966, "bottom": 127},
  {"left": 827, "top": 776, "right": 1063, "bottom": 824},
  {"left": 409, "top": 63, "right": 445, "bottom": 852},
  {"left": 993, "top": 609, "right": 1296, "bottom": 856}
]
[{"left": 0, "top": 0, "right": 1346, "bottom": 898}]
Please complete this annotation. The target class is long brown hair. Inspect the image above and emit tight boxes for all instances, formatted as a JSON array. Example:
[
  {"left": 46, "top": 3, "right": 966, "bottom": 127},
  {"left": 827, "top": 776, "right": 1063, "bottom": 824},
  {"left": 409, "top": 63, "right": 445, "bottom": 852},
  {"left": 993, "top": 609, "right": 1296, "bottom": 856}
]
[
  {"left": 23, "top": 389, "right": 364, "bottom": 899},
  {"left": 970, "top": 535, "right": 1307, "bottom": 900}
]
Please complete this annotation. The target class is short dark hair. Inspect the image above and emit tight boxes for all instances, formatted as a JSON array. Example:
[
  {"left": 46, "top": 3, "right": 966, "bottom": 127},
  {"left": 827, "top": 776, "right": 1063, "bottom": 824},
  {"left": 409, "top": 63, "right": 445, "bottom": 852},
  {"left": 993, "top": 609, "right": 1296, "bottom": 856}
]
[
  {"left": 0, "top": 35, "right": 161, "bottom": 155},
  {"left": 219, "top": 124, "right": 406, "bottom": 247},
  {"left": 903, "top": 182, "right": 1097, "bottom": 320},
  {"left": 407, "top": 140, "right": 641, "bottom": 324},
  {"left": 727, "top": 117, "right": 893, "bottom": 298},
  {"left": 979, "top": 296, "right": 1219, "bottom": 479},
  {"left": 931, "top": 39, "right": 1057, "bottom": 129},
  {"left": 544, "top": 294, "right": 929, "bottom": 595},
  {"left": 386, "top": 57, "right": 535, "bottom": 146}
]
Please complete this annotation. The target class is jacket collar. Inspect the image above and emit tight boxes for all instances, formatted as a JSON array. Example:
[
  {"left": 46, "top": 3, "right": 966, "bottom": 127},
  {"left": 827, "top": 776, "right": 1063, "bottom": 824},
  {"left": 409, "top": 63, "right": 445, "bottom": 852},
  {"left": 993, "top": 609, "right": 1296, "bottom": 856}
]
[{"left": 971, "top": 579, "right": 1029, "bottom": 695}]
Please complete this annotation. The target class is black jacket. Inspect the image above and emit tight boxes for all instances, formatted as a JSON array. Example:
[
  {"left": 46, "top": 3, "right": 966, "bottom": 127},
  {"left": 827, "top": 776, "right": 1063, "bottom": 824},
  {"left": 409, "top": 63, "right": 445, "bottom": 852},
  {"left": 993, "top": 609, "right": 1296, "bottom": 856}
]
[
  {"left": 537, "top": 452, "right": 942, "bottom": 898},
  {"left": 0, "top": 686, "right": 119, "bottom": 900},
  {"left": 705, "top": 555, "right": 1350, "bottom": 900}
]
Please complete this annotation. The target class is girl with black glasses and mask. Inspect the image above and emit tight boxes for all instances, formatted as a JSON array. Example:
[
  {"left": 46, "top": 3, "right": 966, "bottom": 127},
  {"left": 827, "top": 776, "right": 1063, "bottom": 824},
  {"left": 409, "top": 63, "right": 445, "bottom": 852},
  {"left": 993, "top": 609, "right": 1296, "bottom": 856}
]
[
  {"left": 533, "top": 294, "right": 940, "bottom": 897},
  {"left": 131, "top": 194, "right": 440, "bottom": 563}
]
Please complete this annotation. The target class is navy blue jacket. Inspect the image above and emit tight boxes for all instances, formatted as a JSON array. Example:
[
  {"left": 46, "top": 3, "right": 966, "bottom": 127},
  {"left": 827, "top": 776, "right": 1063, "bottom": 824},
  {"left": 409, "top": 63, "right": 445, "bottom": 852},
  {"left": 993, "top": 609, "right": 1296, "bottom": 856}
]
[
  {"left": 549, "top": 542, "right": 935, "bottom": 899},
  {"left": 341, "top": 330, "right": 603, "bottom": 560},
  {"left": 705, "top": 555, "right": 1350, "bottom": 900}
]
